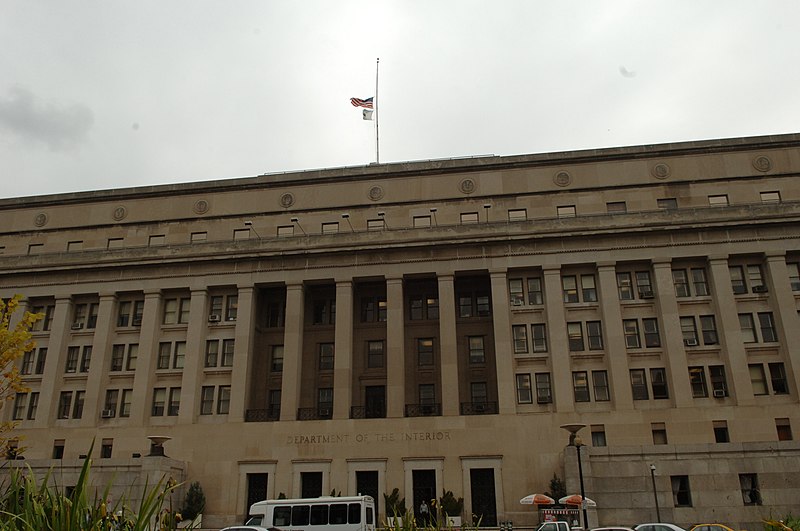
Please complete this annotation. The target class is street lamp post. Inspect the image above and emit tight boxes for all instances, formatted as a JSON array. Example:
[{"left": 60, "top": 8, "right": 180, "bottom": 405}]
[
  {"left": 560, "top": 424, "right": 589, "bottom": 530},
  {"left": 649, "top": 464, "right": 661, "bottom": 522}
]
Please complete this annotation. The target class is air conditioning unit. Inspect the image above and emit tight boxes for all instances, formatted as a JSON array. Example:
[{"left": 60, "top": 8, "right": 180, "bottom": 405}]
[
  {"left": 132, "top": 318, "right": 142, "bottom": 326},
  {"left": 752, "top": 285, "right": 768, "bottom": 293},
  {"left": 639, "top": 290, "right": 654, "bottom": 299},
  {"left": 712, "top": 389, "right": 726, "bottom": 398},
  {"left": 101, "top": 409, "right": 115, "bottom": 418},
  {"left": 71, "top": 322, "right": 84, "bottom": 330},
  {"left": 511, "top": 299, "right": 523, "bottom": 307},
  {"left": 208, "top": 314, "right": 221, "bottom": 323},
  {"left": 226, "top": 316, "right": 237, "bottom": 322},
  {"left": 684, "top": 338, "right": 699, "bottom": 347}
]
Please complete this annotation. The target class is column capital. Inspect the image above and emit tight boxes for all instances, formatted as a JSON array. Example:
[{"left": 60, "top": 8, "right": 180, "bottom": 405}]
[
  {"left": 334, "top": 278, "right": 353, "bottom": 287},
  {"left": 651, "top": 259, "right": 673, "bottom": 270},
  {"left": 236, "top": 284, "right": 256, "bottom": 292},
  {"left": 765, "top": 251, "right": 787, "bottom": 261},
  {"left": 596, "top": 262, "right": 617, "bottom": 272},
  {"left": 386, "top": 276, "right": 404, "bottom": 286},
  {"left": 542, "top": 265, "right": 562, "bottom": 275},
  {"left": 144, "top": 289, "right": 162, "bottom": 298},
  {"left": 99, "top": 292, "right": 118, "bottom": 301},
  {"left": 707, "top": 254, "right": 730, "bottom": 264},
  {"left": 437, "top": 273, "right": 455, "bottom": 283},
  {"left": 489, "top": 269, "right": 508, "bottom": 278}
]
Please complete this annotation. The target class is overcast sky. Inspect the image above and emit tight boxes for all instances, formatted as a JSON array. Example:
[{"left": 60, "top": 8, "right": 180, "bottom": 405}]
[{"left": 1, "top": 1, "right": 799, "bottom": 200}]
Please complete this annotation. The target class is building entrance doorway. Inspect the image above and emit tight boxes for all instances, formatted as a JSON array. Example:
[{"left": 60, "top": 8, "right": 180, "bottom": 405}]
[
  {"left": 470, "top": 468, "right": 497, "bottom": 526},
  {"left": 412, "top": 469, "right": 436, "bottom": 523},
  {"left": 246, "top": 473, "right": 268, "bottom": 519}
]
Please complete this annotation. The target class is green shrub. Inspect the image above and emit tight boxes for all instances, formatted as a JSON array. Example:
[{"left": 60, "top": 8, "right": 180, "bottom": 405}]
[{"left": 181, "top": 481, "right": 206, "bottom": 522}]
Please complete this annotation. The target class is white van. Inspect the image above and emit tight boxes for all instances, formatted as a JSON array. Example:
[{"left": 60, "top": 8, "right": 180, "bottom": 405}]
[{"left": 247, "top": 496, "right": 376, "bottom": 531}]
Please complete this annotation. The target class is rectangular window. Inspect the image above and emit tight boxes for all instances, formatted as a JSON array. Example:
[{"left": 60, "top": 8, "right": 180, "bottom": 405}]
[
  {"left": 557, "top": 205, "right": 576, "bottom": 218},
  {"left": 79, "top": 346, "right": 92, "bottom": 372},
  {"left": 788, "top": 263, "right": 800, "bottom": 291},
  {"left": 218, "top": 386, "right": 231, "bottom": 414},
  {"left": 367, "top": 219, "right": 384, "bottom": 231},
  {"left": 699, "top": 315, "right": 718, "bottom": 345},
  {"left": 708, "top": 194, "right": 729, "bottom": 206},
  {"left": 104, "top": 389, "right": 119, "bottom": 417},
  {"left": 318, "top": 388, "right": 334, "bottom": 416},
  {"left": 57, "top": 392, "right": 72, "bottom": 419},
  {"left": 630, "top": 369, "right": 648, "bottom": 400},
  {"left": 508, "top": 209, "right": 527, "bottom": 222},
  {"left": 107, "top": 237, "right": 124, "bottom": 249},
  {"left": 581, "top": 275, "right": 598, "bottom": 302},
  {"left": 120, "top": 389, "right": 132, "bottom": 417},
  {"left": 591, "top": 425, "right": 607, "bottom": 447},
  {"left": 157, "top": 342, "right": 171, "bottom": 370},
  {"left": 35, "top": 347, "right": 47, "bottom": 374},
  {"left": 468, "top": 336, "right": 486, "bottom": 363},
  {"left": 321, "top": 222, "right": 339, "bottom": 234},
  {"left": 221, "top": 339, "right": 235, "bottom": 366},
  {"left": 672, "top": 269, "right": 690, "bottom": 297},
  {"left": 225, "top": 295, "right": 238, "bottom": 321},
  {"left": 65, "top": 346, "right": 79, "bottom": 373},
  {"left": 417, "top": 338, "right": 434, "bottom": 366},
  {"left": 760, "top": 191, "right": 781, "bottom": 203},
  {"left": 168, "top": 387, "right": 181, "bottom": 416},
  {"left": 680, "top": 316, "right": 699, "bottom": 346},
  {"left": 190, "top": 231, "right": 207, "bottom": 243},
  {"left": 205, "top": 340, "right": 219, "bottom": 368},
  {"left": 769, "top": 362, "right": 789, "bottom": 394},
  {"left": 651, "top": 368, "right": 669, "bottom": 399},
  {"left": 319, "top": 343, "right": 334, "bottom": 370},
  {"left": 12, "top": 394, "right": 25, "bottom": 420},
  {"left": 567, "top": 322, "right": 584, "bottom": 351},
  {"left": 713, "top": 420, "right": 730, "bottom": 443},
  {"left": 72, "top": 390, "right": 83, "bottom": 419},
  {"left": 586, "top": 321, "right": 603, "bottom": 350},
  {"left": 152, "top": 388, "right": 166, "bottom": 416},
  {"left": 636, "top": 271, "right": 653, "bottom": 298},
  {"left": 535, "top": 373, "right": 552, "bottom": 404},
  {"left": 516, "top": 374, "right": 532, "bottom": 404},
  {"left": 572, "top": 371, "right": 590, "bottom": 402},
  {"left": 729, "top": 265, "right": 747, "bottom": 294},
  {"left": 419, "top": 384, "right": 435, "bottom": 406},
  {"left": 689, "top": 367, "right": 708, "bottom": 398},
  {"left": 531, "top": 323, "right": 547, "bottom": 352},
  {"left": 277, "top": 225, "right": 294, "bottom": 237},
  {"left": 739, "top": 313, "right": 757, "bottom": 343},
  {"left": 126, "top": 344, "right": 138, "bottom": 371},
  {"left": 413, "top": 215, "right": 431, "bottom": 228},
  {"left": 31, "top": 304, "right": 55, "bottom": 332},
  {"left": 173, "top": 341, "right": 186, "bottom": 369},
  {"left": 470, "top": 382, "right": 488, "bottom": 404},
  {"left": 21, "top": 351, "right": 34, "bottom": 375},
  {"left": 509, "top": 279, "right": 524, "bottom": 306},
  {"left": 657, "top": 198, "right": 677, "bottom": 210},
  {"left": 692, "top": 268, "right": 709, "bottom": 295},
  {"left": 709, "top": 365, "right": 728, "bottom": 397},
  {"left": 200, "top": 386, "right": 214, "bottom": 415},
  {"left": 758, "top": 312, "right": 777, "bottom": 342},
  {"left": 460, "top": 212, "right": 479, "bottom": 224},
  {"left": 67, "top": 240, "right": 83, "bottom": 251},
  {"left": 739, "top": 473, "right": 762, "bottom": 505},
  {"left": 271, "top": 345, "right": 284, "bottom": 372},
  {"left": 512, "top": 325, "right": 528, "bottom": 353},
  {"left": 592, "top": 370, "right": 610, "bottom": 401},
  {"left": 527, "top": 278, "right": 543, "bottom": 305},
  {"left": 643, "top": 318, "right": 660, "bottom": 347},
  {"left": 562, "top": 276, "right": 578, "bottom": 303},
  {"left": 748, "top": 265, "right": 766, "bottom": 291},
  {"left": 149, "top": 235, "right": 166, "bottom": 246},
  {"left": 367, "top": 340, "right": 385, "bottom": 368},
  {"left": 26, "top": 392, "right": 39, "bottom": 420},
  {"left": 163, "top": 299, "right": 178, "bottom": 324},
  {"left": 749, "top": 364, "right": 768, "bottom": 395},
  {"left": 458, "top": 295, "right": 472, "bottom": 318},
  {"left": 652, "top": 422, "right": 668, "bottom": 445},
  {"left": 617, "top": 272, "right": 634, "bottom": 300},
  {"left": 606, "top": 201, "right": 627, "bottom": 214},
  {"left": 623, "top": 319, "right": 641, "bottom": 348},
  {"left": 776, "top": 418, "right": 793, "bottom": 441},
  {"left": 671, "top": 475, "right": 692, "bottom": 507}
]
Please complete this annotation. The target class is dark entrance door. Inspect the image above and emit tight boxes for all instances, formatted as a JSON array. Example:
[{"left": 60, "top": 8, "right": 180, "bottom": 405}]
[
  {"left": 365, "top": 386, "right": 386, "bottom": 418},
  {"left": 246, "top": 473, "right": 268, "bottom": 521},
  {"left": 412, "top": 469, "right": 436, "bottom": 523},
  {"left": 470, "top": 468, "right": 497, "bottom": 526},
  {"left": 301, "top": 471, "right": 323, "bottom": 498},
  {"left": 356, "top": 470, "right": 379, "bottom": 511}
]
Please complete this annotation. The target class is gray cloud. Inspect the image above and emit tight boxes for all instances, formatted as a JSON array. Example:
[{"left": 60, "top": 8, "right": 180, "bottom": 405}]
[{"left": 0, "top": 86, "right": 93, "bottom": 151}]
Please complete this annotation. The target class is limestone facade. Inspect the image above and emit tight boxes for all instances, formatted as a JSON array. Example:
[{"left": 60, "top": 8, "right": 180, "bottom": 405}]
[{"left": 2, "top": 134, "right": 800, "bottom": 529}]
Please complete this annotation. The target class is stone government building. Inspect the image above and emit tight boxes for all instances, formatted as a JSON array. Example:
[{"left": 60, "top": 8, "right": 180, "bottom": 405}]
[{"left": 2, "top": 134, "right": 800, "bottom": 529}]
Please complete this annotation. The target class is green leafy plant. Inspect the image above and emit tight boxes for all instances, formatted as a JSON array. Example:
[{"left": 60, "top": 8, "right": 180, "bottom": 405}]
[
  {"left": 439, "top": 490, "right": 464, "bottom": 518},
  {"left": 545, "top": 473, "right": 566, "bottom": 501},
  {"left": 181, "top": 481, "right": 206, "bottom": 522},
  {"left": 384, "top": 488, "right": 407, "bottom": 517},
  {"left": 764, "top": 515, "right": 800, "bottom": 531}
]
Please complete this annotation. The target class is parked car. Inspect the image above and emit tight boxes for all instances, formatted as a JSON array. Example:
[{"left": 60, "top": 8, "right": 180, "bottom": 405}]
[
  {"left": 221, "top": 526, "right": 279, "bottom": 531},
  {"left": 691, "top": 524, "right": 735, "bottom": 531},
  {"left": 635, "top": 523, "right": 688, "bottom": 531},
  {"left": 592, "top": 527, "right": 636, "bottom": 531}
]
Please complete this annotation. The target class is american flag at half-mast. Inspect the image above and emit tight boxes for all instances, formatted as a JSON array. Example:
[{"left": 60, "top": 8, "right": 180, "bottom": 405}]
[{"left": 350, "top": 97, "right": 373, "bottom": 109}]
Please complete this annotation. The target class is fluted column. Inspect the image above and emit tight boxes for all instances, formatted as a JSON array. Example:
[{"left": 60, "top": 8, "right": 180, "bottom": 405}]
[
  {"left": 179, "top": 289, "right": 209, "bottom": 423},
  {"left": 764, "top": 253, "right": 800, "bottom": 398},
  {"left": 281, "top": 283, "right": 305, "bottom": 421},
  {"left": 543, "top": 266, "right": 574, "bottom": 412},
  {"left": 708, "top": 256, "right": 752, "bottom": 404},
  {"left": 386, "top": 277, "right": 405, "bottom": 417},
  {"left": 437, "top": 274, "right": 460, "bottom": 416},
  {"left": 129, "top": 290, "right": 162, "bottom": 423},
  {"left": 596, "top": 264, "right": 633, "bottom": 408},
  {"left": 34, "top": 296, "right": 72, "bottom": 427},
  {"left": 652, "top": 260, "right": 693, "bottom": 407},
  {"left": 333, "top": 279, "right": 354, "bottom": 419},
  {"left": 81, "top": 293, "right": 117, "bottom": 426},
  {"left": 489, "top": 270, "right": 516, "bottom": 414}
]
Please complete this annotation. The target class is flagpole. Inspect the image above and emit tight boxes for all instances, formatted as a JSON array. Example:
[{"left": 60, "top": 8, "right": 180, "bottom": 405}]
[{"left": 375, "top": 57, "right": 380, "bottom": 164}]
